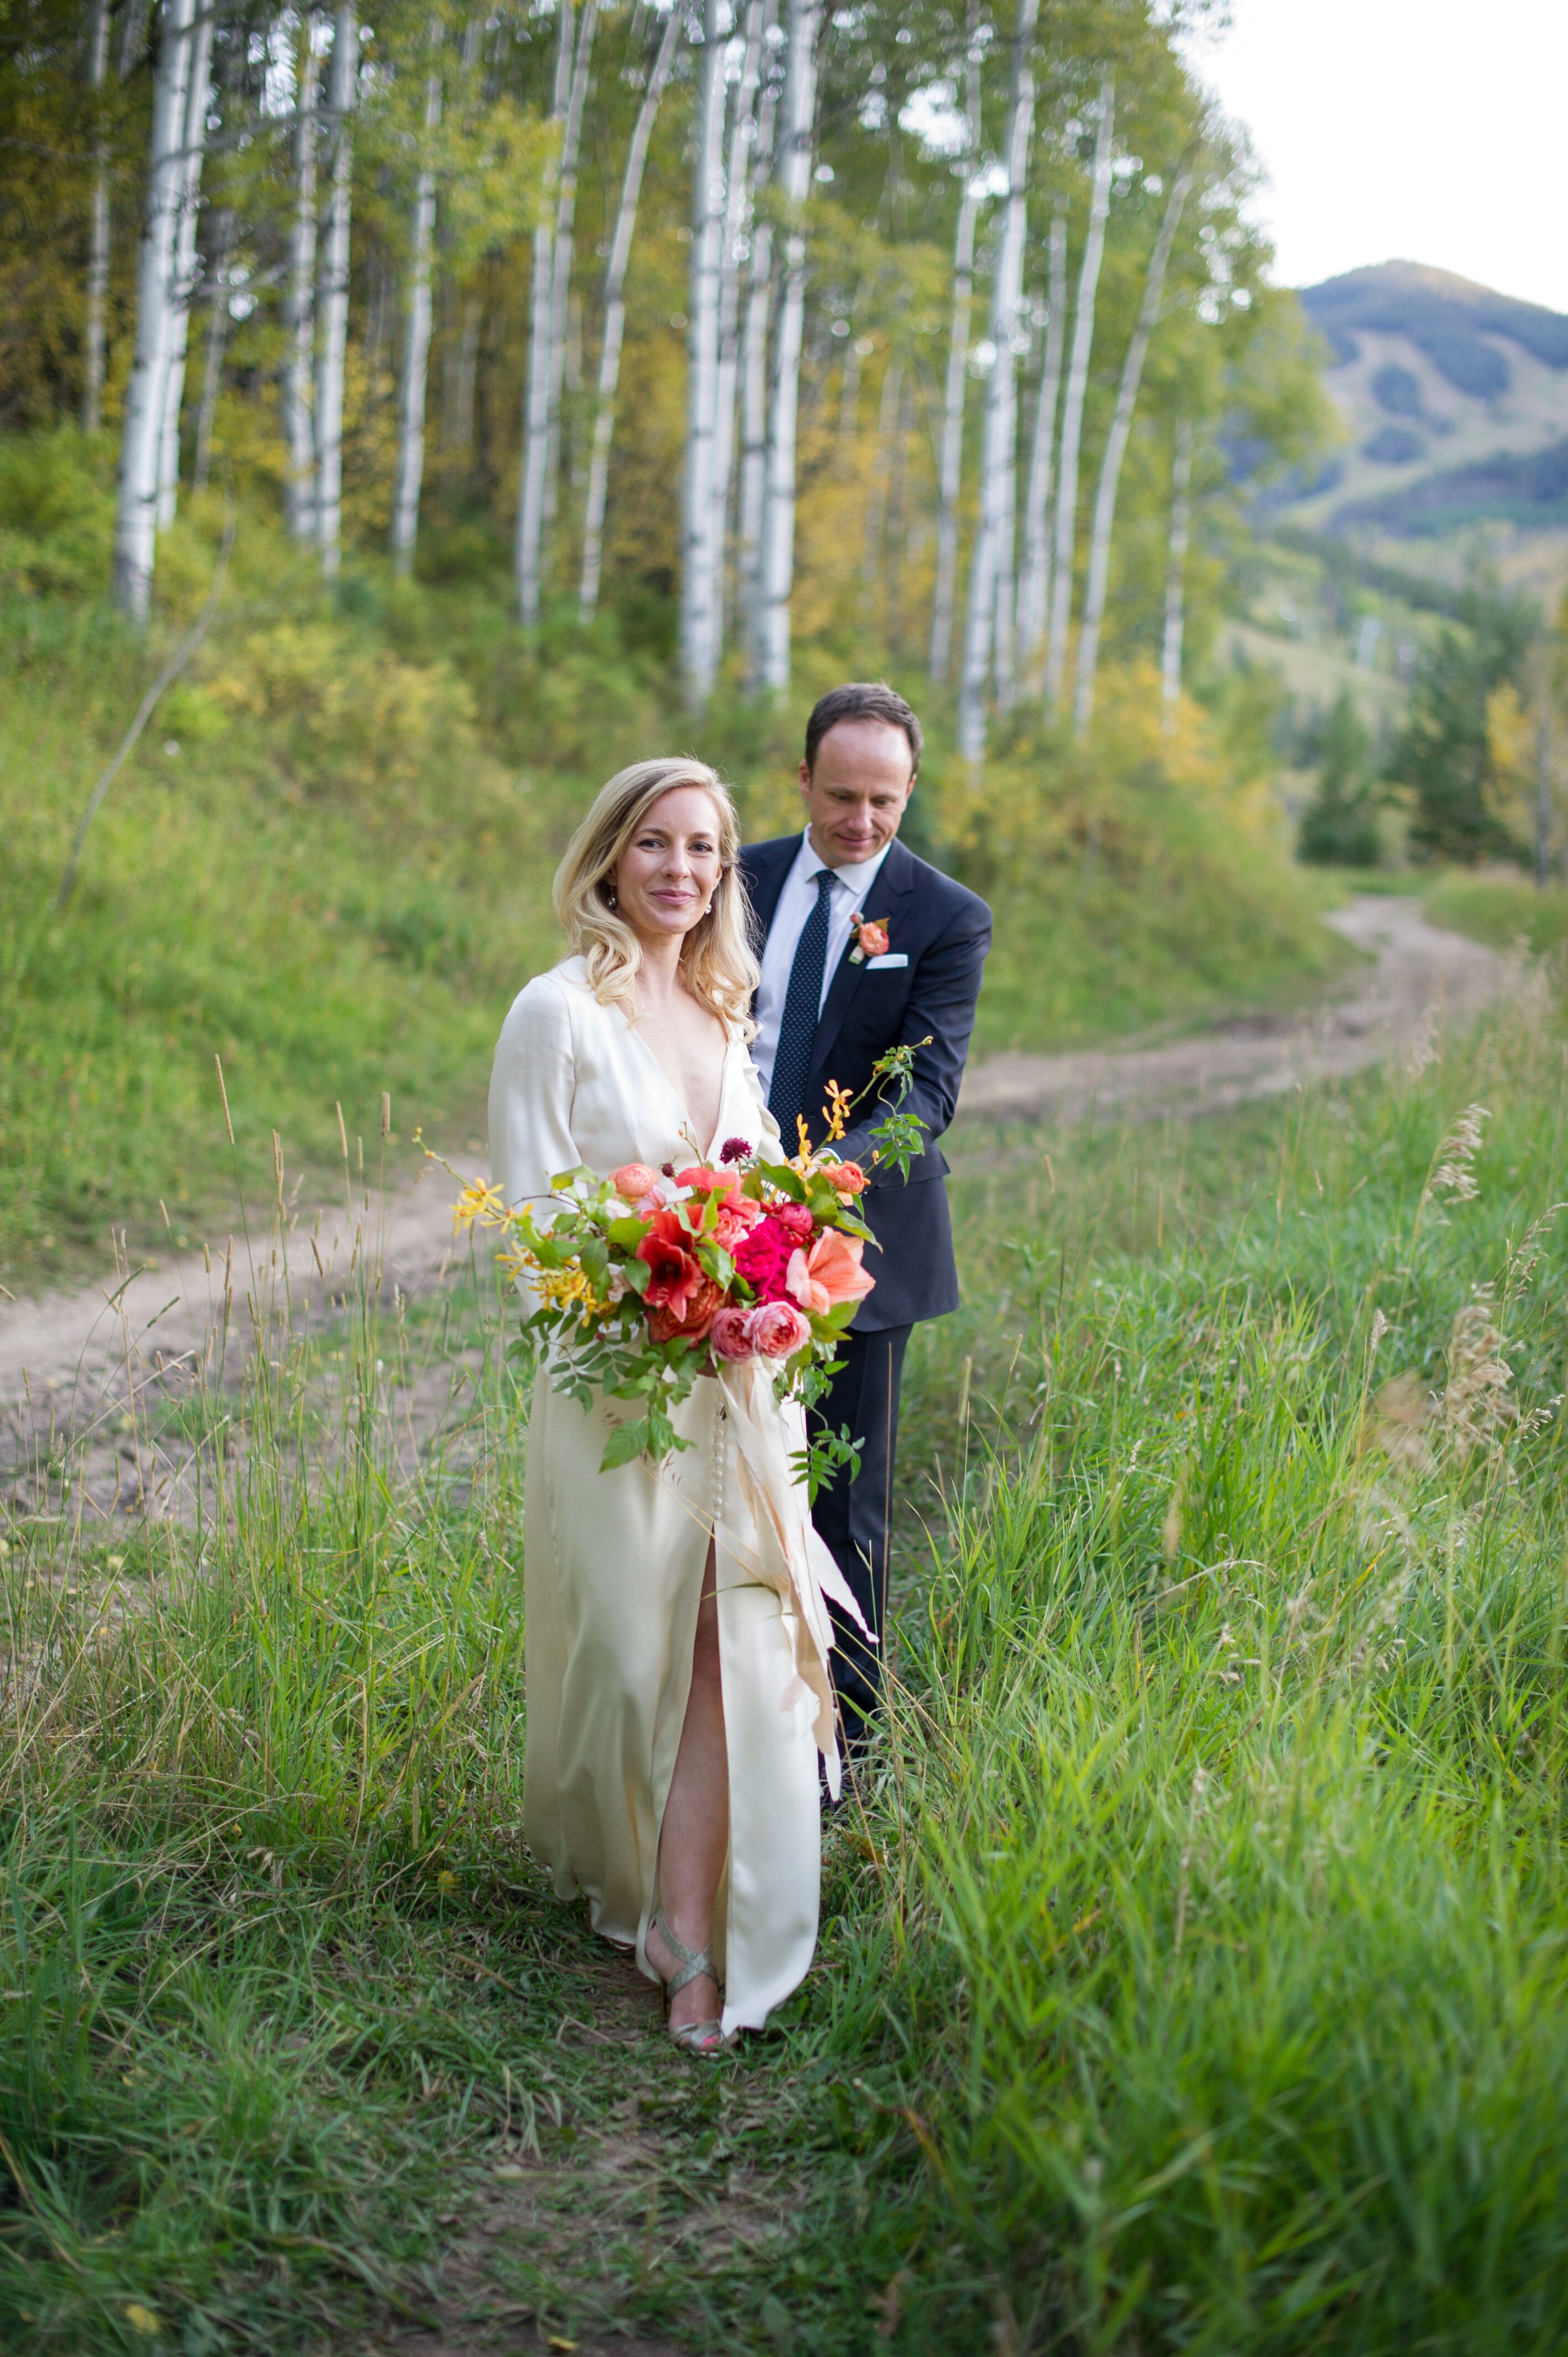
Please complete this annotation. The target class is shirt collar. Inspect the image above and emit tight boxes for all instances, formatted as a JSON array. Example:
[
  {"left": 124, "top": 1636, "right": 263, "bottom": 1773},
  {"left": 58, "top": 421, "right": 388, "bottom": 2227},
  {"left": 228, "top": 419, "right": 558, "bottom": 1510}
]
[{"left": 796, "top": 826, "right": 893, "bottom": 903}]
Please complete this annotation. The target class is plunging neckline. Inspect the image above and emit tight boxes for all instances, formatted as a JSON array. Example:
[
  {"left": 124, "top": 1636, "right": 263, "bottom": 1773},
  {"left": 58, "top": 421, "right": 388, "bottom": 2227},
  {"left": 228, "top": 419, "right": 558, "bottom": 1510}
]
[{"left": 624, "top": 1011, "right": 733, "bottom": 1162}]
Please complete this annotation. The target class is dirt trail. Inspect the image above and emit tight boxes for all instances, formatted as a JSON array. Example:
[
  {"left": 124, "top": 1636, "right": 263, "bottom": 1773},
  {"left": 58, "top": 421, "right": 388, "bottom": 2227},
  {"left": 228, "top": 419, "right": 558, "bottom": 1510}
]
[
  {"left": 0, "top": 897, "right": 1512, "bottom": 1496},
  {"left": 957, "top": 894, "right": 1510, "bottom": 1125}
]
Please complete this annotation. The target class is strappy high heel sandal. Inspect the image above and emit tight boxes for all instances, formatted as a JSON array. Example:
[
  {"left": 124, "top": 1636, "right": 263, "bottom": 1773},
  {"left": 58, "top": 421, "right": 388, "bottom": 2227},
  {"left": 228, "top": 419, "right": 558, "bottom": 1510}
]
[{"left": 649, "top": 1907, "right": 729, "bottom": 2057}]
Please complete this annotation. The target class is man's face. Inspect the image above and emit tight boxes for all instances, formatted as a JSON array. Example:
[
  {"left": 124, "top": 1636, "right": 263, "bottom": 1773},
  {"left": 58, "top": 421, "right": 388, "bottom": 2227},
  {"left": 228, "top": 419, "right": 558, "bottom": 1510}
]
[{"left": 798, "top": 719, "right": 915, "bottom": 867}]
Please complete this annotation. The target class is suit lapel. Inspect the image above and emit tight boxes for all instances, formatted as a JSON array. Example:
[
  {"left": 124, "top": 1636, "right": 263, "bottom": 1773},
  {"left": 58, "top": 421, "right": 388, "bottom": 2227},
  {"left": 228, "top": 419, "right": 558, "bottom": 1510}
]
[
  {"left": 810, "top": 836, "right": 917, "bottom": 1083},
  {"left": 741, "top": 836, "right": 798, "bottom": 941}
]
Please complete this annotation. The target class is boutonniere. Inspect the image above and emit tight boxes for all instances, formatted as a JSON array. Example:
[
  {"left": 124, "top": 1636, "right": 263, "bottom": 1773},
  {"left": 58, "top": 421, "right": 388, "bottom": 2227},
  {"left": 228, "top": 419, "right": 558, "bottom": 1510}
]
[{"left": 848, "top": 912, "right": 890, "bottom": 964}]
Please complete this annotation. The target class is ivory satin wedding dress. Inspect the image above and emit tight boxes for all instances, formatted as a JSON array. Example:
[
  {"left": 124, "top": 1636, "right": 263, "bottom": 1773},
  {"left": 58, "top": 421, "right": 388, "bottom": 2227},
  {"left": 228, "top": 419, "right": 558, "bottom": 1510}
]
[{"left": 489, "top": 956, "right": 859, "bottom": 2037}]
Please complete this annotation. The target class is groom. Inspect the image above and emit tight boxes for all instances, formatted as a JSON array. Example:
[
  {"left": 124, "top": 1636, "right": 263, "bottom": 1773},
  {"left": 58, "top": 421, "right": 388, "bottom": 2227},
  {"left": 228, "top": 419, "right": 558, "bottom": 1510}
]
[{"left": 742, "top": 683, "right": 991, "bottom": 1752}]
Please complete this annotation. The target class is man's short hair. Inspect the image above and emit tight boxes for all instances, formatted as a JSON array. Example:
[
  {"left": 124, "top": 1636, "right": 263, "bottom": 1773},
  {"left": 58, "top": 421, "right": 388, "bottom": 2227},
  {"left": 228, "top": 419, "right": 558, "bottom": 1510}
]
[{"left": 804, "top": 682, "right": 923, "bottom": 779}]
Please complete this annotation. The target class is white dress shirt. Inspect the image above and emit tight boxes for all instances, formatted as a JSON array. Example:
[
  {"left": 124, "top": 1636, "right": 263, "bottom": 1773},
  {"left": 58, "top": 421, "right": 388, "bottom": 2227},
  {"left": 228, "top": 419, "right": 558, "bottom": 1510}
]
[{"left": 753, "top": 828, "right": 894, "bottom": 1095}]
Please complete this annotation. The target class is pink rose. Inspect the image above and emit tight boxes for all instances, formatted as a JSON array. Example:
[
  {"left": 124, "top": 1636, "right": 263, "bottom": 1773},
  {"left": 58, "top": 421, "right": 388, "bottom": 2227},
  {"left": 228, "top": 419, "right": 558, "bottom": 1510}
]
[
  {"left": 709, "top": 1306, "right": 756, "bottom": 1362},
  {"left": 612, "top": 1162, "right": 658, "bottom": 1201},
  {"left": 776, "top": 1201, "right": 815, "bottom": 1245},
  {"left": 747, "top": 1300, "right": 811, "bottom": 1359}
]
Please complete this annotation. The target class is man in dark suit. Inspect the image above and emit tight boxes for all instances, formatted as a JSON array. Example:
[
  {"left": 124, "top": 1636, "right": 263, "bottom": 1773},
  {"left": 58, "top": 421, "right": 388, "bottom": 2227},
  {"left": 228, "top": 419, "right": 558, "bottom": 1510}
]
[{"left": 740, "top": 682, "right": 992, "bottom": 1754}]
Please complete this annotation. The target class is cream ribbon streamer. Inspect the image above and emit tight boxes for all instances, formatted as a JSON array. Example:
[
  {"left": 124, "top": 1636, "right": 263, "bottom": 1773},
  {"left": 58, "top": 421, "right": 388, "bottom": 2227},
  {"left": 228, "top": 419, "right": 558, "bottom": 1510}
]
[{"left": 715, "top": 1356, "right": 872, "bottom": 1802}]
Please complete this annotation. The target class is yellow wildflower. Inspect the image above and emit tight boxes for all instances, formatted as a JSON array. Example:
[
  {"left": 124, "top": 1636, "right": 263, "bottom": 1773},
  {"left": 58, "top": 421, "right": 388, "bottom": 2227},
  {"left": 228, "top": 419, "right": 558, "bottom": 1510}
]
[{"left": 452, "top": 1177, "right": 507, "bottom": 1232}]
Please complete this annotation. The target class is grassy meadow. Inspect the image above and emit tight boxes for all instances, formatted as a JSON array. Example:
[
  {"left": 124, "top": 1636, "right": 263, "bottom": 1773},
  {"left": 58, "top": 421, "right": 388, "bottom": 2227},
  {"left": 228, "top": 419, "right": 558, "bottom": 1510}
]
[
  {"left": 0, "top": 433, "right": 1345, "bottom": 1293},
  {"left": 5, "top": 938, "right": 1568, "bottom": 2350}
]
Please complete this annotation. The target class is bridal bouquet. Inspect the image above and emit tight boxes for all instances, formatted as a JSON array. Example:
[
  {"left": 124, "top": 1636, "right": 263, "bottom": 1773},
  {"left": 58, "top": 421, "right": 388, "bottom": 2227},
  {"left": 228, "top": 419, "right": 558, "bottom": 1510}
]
[{"left": 450, "top": 1044, "right": 927, "bottom": 1485}]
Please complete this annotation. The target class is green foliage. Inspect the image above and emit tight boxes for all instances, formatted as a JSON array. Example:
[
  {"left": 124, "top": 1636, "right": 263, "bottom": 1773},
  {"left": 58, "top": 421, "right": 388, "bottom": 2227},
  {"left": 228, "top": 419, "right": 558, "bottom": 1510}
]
[
  {"left": 1385, "top": 592, "right": 1538, "bottom": 863},
  {"left": 1298, "top": 686, "right": 1382, "bottom": 865},
  {"left": 1425, "top": 873, "right": 1568, "bottom": 956}
]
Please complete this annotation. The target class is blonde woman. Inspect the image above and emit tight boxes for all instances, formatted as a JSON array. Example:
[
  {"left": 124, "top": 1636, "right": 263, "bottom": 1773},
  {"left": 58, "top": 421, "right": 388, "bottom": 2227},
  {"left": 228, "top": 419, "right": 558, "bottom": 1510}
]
[{"left": 489, "top": 759, "right": 859, "bottom": 2054}]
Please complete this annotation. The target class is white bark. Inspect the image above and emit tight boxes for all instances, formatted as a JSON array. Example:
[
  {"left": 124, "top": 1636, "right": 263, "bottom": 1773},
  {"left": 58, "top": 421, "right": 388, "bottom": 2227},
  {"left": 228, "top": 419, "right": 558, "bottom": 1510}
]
[
  {"left": 114, "top": 0, "right": 197, "bottom": 620},
  {"left": 517, "top": 0, "right": 574, "bottom": 625},
  {"left": 192, "top": 204, "right": 234, "bottom": 489},
  {"left": 315, "top": 1, "right": 358, "bottom": 577},
  {"left": 154, "top": 0, "right": 214, "bottom": 530},
  {"left": 82, "top": 0, "right": 112, "bottom": 433},
  {"left": 737, "top": 10, "right": 781, "bottom": 663},
  {"left": 1072, "top": 160, "right": 1193, "bottom": 734},
  {"left": 956, "top": 0, "right": 1037, "bottom": 763},
  {"left": 1161, "top": 414, "right": 1192, "bottom": 725},
  {"left": 578, "top": 2, "right": 683, "bottom": 619},
  {"left": 543, "top": 0, "right": 597, "bottom": 543},
  {"left": 282, "top": 19, "right": 321, "bottom": 541},
  {"left": 679, "top": 0, "right": 729, "bottom": 704},
  {"left": 756, "top": 0, "right": 821, "bottom": 695},
  {"left": 928, "top": 31, "right": 981, "bottom": 683},
  {"left": 1017, "top": 202, "right": 1065, "bottom": 688},
  {"left": 390, "top": 59, "right": 442, "bottom": 575},
  {"left": 1044, "top": 74, "right": 1113, "bottom": 712},
  {"left": 710, "top": 0, "right": 765, "bottom": 656}
]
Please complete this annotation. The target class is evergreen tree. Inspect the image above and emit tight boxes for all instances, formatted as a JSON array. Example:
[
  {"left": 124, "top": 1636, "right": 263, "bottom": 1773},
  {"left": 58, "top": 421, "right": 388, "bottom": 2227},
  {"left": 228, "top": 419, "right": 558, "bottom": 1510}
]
[
  {"left": 1384, "top": 594, "right": 1536, "bottom": 862},
  {"left": 1298, "top": 687, "right": 1380, "bottom": 866}
]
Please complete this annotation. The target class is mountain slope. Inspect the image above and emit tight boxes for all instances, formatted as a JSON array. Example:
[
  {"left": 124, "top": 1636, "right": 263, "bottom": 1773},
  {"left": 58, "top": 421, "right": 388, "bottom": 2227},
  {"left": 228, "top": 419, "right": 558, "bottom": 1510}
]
[{"left": 1274, "top": 261, "right": 1568, "bottom": 590}]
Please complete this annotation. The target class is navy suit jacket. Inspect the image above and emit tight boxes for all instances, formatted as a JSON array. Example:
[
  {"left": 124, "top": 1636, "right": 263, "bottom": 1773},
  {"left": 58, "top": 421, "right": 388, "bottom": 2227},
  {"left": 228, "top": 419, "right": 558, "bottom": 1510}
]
[{"left": 740, "top": 833, "right": 992, "bottom": 1331}]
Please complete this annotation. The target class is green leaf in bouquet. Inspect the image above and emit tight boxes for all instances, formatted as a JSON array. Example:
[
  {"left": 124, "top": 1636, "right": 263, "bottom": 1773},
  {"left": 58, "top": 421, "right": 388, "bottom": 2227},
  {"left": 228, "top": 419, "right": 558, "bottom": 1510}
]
[
  {"left": 600, "top": 1417, "right": 651, "bottom": 1470},
  {"left": 550, "top": 1165, "right": 597, "bottom": 1190},
  {"left": 698, "top": 1242, "right": 735, "bottom": 1286},
  {"left": 622, "top": 1258, "right": 652, "bottom": 1295},
  {"left": 606, "top": 1216, "right": 651, "bottom": 1249}
]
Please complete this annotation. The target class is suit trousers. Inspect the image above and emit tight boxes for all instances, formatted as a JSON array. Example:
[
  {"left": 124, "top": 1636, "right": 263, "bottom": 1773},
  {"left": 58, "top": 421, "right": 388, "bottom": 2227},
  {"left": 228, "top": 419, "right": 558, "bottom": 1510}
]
[{"left": 808, "top": 1323, "right": 912, "bottom": 1745}]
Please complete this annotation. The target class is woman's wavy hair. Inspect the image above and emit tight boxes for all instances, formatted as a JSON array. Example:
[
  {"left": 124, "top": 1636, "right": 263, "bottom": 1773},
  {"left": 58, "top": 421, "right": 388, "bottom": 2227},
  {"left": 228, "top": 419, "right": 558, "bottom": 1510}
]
[{"left": 553, "top": 758, "right": 759, "bottom": 1032}]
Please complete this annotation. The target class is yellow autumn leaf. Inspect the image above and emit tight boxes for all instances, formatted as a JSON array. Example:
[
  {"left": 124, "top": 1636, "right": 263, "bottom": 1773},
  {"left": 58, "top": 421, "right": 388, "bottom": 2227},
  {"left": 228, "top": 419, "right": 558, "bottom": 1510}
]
[{"left": 124, "top": 2303, "right": 163, "bottom": 2337}]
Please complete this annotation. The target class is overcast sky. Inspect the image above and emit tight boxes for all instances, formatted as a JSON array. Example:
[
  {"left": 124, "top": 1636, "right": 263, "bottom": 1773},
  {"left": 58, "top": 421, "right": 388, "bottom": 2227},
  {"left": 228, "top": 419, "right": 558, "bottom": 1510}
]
[{"left": 1187, "top": 0, "right": 1568, "bottom": 313}]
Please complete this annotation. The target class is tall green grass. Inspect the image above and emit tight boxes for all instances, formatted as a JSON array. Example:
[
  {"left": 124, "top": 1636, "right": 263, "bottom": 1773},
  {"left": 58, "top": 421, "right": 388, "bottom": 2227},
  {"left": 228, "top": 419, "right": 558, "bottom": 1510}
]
[{"left": 5, "top": 969, "right": 1568, "bottom": 2350}]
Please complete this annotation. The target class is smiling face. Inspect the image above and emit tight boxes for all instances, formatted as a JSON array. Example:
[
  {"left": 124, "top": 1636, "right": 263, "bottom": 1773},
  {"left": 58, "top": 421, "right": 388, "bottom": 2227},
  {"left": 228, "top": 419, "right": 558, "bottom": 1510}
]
[
  {"left": 798, "top": 718, "right": 915, "bottom": 867},
  {"left": 610, "top": 784, "right": 725, "bottom": 947}
]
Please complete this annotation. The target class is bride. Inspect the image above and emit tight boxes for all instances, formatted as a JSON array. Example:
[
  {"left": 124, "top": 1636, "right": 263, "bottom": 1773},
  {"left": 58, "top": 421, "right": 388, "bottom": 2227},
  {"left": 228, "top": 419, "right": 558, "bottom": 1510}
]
[{"left": 489, "top": 757, "right": 862, "bottom": 2054}]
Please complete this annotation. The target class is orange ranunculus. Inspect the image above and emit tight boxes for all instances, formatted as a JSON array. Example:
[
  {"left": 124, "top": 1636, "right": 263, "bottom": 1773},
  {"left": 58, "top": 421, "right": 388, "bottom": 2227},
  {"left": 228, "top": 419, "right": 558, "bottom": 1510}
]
[
  {"left": 819, "top": 1160, "right": 867, "bottom": 1196},
  {"left": 857, "top": 920, "right": 890, "bottom": 958},
  {"left": 611, "top": 1162, "right": 659, "bottom": 1201},
  {"left": 806, "top": 1227, "right": 875, "bottom": 1306},
  {"left": 647, "top": 1274, "right": 724, "bottom": 1343}
]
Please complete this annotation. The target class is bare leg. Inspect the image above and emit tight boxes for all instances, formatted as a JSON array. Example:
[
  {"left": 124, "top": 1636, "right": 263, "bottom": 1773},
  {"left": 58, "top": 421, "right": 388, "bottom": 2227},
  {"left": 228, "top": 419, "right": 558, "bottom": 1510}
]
[{"left": 647, "top": 1541, "right": 728, "bottom": 2032}]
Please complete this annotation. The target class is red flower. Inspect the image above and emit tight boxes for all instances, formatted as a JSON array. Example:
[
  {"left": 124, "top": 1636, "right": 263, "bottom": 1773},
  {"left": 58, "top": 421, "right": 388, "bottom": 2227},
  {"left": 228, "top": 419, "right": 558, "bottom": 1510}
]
[
  {"left": 731, "top": 1213, "right": 798, "bottom": 1303},
  {"left": 776, "top": 1201, "right": 815, "bottom": 1245},
  {"left": 675, "top": 1164, "right": 741, "bottom": 1199},
  {"left": 719, "top": 1136, "right": 752, "bottom": 1165},
  {"left": 647, "top": 1275, "right": 724, "bottom": 1343},
  {"left": 637, "top": 1229, "right": 705, "bottom": 1320}
]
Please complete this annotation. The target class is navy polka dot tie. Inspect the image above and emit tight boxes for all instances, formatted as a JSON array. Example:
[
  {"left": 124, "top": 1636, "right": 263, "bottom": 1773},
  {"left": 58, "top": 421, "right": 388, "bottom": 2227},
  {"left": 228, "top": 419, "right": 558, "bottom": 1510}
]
[{"left": 768, "top": 867, "right": 837, "bottom": 1151}]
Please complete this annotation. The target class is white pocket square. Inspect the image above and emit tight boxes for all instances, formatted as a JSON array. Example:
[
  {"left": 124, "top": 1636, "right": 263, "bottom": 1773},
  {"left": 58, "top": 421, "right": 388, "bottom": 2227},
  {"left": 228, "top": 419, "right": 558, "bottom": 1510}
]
[{"left": 865, "top": 951, "right": 907, "bottom": 968}]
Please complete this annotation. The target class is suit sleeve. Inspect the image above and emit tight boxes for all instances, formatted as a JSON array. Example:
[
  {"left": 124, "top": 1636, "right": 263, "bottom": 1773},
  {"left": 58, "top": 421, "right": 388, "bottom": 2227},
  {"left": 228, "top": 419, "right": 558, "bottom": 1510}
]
[{"left": 837, "top": 898, "right": 991, "bottom": 1184}]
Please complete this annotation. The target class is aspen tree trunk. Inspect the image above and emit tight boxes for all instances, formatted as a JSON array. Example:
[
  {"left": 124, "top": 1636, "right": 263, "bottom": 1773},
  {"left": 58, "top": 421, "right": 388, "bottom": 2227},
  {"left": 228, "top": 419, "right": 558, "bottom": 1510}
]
[
  {"left": 710, "top": 0, "right": 766, "bottom": 656},
  {"left": 1072, "top": 162, "right": 1193, "bottom": 733},
  {"left": 113, "top": 0, "right": 198, "bottom": 620},
  {"left": 1017, "top": 202, "right": 1065, "bottom": 687},
  {"left": 451, "top": 293, "right": 481, "bottom": 458},
  {"left": 516, "top": 0, "right": 574, "bottom": 625},
  {"left": 992, "top": 361, "right": 1019, "bottom": 707},
  {"left": 1043, "top": 75, "right": 1112, "bottom": 712},
  {"left": 315, "top": 1, "right": 358, "bottom": 577},
  {"left": 1160, "top": 415, "right": 1192, "bottom": 725},
  {"left": 956, "top": 0, "right": 1037, "bottom": 763},
  {"left": 756, "top": 0, "right": 822, "bottom": 695},
  {"left": 578, "top": 0, "right": 683, "bottom": 620},
  {"left": 192, "top": 204, "right": 234, "bottom": 488},
  {"left": 928, "top": 25, "right": 981, "bottom": 683},
  {"left": 679, "top": 0, "right": 728, "bottom": 705},
  {"left": 154, "top": 0, "right": 214, "bottom": 529},
  {"left": 737, "top": 16, "right": 781, "bottom": 666},
  {"left": 281, "top": 20, "right": 321, "bottom": 541},
  {"left": 117, "top": 0, "right": 152, "bottom": 74},
  {"left": 542, "top": 0, "right": 597, "bottom": 546},
  {"left": 81, "top": 0, "right": 112, "bottom": 433},
  {"left": 390, "top": 59, "right": 442, "bottom": 575}
]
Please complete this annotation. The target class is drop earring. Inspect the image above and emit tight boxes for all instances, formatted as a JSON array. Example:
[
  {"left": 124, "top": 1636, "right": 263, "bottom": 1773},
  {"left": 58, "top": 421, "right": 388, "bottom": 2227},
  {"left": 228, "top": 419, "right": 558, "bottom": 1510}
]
[{"left": 606, "top": 887, "right": 618, "bottom": 910}]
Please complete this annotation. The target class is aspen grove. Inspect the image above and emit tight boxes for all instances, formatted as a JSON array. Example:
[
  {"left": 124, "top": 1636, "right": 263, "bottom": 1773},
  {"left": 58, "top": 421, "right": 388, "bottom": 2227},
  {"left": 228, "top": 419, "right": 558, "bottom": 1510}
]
[{"left": 1, "top": 0, "right": 1324, "bottom": 747}]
